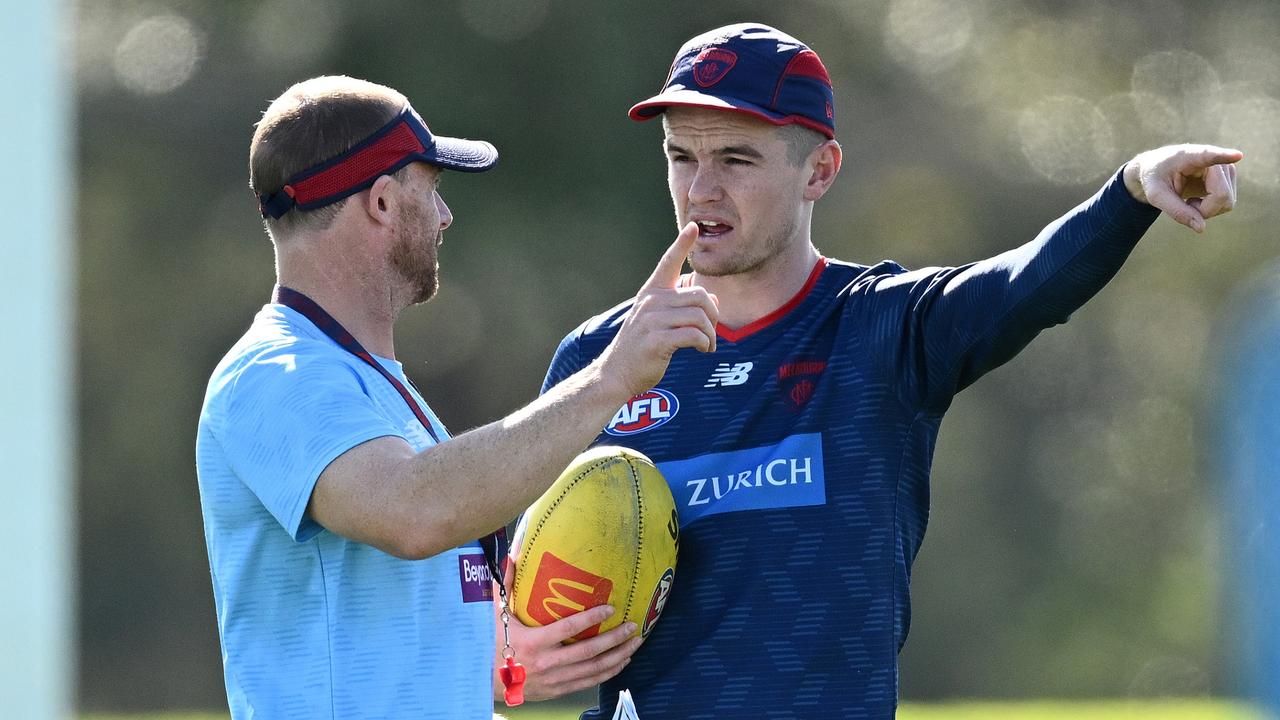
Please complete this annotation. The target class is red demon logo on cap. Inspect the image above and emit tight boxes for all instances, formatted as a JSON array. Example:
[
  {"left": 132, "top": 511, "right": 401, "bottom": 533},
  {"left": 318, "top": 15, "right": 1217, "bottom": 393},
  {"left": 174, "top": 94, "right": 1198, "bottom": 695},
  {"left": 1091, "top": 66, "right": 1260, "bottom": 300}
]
[{"left": 693, "top": 48, "right": 737, "bottom": 88}]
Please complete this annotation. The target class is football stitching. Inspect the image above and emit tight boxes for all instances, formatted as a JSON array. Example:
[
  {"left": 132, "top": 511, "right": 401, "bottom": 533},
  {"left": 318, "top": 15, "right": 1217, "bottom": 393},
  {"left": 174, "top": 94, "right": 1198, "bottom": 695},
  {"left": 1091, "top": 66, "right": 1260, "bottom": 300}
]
[
  {"left": 624, "top": 454, "right": 642, "bottom": 625},
  {"left": 513, "top": 455, "right": 614, "bottom": 610}
]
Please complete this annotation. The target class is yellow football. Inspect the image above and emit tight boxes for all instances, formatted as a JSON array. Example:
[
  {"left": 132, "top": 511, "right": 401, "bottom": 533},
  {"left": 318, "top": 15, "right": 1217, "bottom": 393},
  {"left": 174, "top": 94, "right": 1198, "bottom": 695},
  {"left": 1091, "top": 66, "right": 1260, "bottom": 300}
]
[{"left": 510, "top": 446, "right": 679, "bottom": 642}]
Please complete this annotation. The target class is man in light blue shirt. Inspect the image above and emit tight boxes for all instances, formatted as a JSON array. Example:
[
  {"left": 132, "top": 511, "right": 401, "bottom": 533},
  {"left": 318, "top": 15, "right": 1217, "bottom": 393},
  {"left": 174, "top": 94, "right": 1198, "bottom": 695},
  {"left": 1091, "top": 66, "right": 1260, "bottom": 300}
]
[{"left": 196, "top": 75, "right": 721, "bottom": 719}]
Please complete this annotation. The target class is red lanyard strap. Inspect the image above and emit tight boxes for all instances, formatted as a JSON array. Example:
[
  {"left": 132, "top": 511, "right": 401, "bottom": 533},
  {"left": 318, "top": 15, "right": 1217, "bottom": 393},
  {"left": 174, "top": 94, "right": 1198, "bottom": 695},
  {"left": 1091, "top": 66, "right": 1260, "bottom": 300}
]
[
  {"left": 273, "top": 286, "right": 507, "bottom": 575},
  {"left": 275, "top": 285, "right": 441, "bottom": 443}
]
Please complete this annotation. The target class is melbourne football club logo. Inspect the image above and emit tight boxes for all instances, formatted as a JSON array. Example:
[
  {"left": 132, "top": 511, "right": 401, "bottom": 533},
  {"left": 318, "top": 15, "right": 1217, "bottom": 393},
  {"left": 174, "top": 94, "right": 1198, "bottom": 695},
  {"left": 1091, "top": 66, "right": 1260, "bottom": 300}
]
[
  {"left": 605, "top": 388, "right": 679, "bottom": 436},
  {"left": 693, "top": 48, "right": 737, "bottom": 87},
  {"left": 778, "top": 359, "right": 827, "bottom": 411},
  {"left": 527, "top": 551, "right": 614, "bottom": 640}
]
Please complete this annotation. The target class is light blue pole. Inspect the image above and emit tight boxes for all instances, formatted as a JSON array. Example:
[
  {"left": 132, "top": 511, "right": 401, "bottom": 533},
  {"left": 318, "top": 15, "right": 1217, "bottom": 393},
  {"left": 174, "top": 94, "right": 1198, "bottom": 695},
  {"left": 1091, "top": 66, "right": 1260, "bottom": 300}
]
[
  {"left": 0, "top": 0, "right": 75, "bottom": 717},
  {"left": 1215, "top": 265, "right": 1280, "bottom": 717}
]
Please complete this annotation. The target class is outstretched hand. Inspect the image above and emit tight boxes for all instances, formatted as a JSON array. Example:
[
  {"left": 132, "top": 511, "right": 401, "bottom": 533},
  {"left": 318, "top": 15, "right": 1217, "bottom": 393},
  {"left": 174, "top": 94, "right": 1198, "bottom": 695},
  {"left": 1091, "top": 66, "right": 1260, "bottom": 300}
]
[{"left": 1123, "top": 144, "right": 1243, "bottom": 233}]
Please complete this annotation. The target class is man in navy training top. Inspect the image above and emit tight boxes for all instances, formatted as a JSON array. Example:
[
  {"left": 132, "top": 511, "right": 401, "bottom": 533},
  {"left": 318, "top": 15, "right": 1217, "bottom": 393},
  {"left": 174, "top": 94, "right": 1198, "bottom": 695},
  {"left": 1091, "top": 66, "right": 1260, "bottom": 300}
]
[
  {"left": 533, "top": 23, "right": 1242, "bottom": 719},
  {"left": 195, "top": 76, "right": 719, "bottom": 719}
]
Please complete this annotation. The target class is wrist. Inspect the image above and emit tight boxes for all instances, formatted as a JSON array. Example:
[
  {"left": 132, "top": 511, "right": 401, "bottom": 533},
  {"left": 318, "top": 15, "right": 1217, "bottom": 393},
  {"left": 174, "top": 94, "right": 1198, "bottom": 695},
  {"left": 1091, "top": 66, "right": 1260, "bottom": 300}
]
[
  {"left": 568, "top": 357, "right": 636, "bottom": 427},
  {"left": 589, "top": 348, "right": 648, "bottom": 405},
  {"left": 1122, "top": 160, "right": 1147, "bottom": 204}
]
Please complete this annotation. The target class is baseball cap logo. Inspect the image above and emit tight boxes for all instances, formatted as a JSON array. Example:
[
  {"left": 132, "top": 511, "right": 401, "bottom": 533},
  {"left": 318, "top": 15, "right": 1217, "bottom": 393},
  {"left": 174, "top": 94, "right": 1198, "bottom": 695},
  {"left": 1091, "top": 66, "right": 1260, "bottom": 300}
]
[{"left": 693, "top": 47, "right": 737, "bottom": 88}]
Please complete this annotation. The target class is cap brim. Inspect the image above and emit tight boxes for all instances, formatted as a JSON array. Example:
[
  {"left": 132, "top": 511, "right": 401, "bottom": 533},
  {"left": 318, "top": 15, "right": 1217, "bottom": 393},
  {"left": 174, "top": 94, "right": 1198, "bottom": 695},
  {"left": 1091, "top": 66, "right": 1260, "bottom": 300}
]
[
  {"left": 427, "top": 136, "right": 499, "bottom": 172},
  {"left": 629, "top": 89, "right": 835, "bottom": 139}
]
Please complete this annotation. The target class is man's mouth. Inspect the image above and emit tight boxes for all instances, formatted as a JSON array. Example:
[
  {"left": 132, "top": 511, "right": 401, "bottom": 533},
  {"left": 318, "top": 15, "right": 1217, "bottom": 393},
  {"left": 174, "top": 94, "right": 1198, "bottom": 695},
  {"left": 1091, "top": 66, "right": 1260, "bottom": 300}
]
[{"left": 695, "top": 220, "right": 733, "bottom": 237}]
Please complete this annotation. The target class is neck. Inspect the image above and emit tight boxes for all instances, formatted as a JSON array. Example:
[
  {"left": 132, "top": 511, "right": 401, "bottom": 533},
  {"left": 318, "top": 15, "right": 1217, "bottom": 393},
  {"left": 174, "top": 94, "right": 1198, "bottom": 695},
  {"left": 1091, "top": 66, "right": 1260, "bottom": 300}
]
[
  {"left": 692, "top": 240, "right": 822, "bottom": 330},
  {"left": 276, "top": 240, "right": 402, "bottom": 359}
]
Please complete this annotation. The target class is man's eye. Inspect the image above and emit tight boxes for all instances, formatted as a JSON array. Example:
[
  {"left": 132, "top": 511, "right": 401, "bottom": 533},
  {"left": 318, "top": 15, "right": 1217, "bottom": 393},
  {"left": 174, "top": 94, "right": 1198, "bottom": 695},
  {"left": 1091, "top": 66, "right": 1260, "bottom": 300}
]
[
  {"left": 726, "top": 157, "right": 752, "bottom": 166},
  {"left": 670, "top": 154, "right": 691, "bottom": 163}
]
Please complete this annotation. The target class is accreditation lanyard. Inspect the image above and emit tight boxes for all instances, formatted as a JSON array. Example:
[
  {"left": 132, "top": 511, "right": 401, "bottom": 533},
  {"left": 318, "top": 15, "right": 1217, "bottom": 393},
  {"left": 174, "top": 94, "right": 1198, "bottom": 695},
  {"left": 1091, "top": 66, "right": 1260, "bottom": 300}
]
[{"left": 272, "top": 286, "right": 508, "bottom": 583}]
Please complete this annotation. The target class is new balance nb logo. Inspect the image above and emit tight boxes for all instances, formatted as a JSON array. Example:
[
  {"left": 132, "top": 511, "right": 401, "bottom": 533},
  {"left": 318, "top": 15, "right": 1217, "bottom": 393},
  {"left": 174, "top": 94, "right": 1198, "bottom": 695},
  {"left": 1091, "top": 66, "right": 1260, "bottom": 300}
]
[{"left": 704, "top": 362, "right": 753, "bottom": 387}]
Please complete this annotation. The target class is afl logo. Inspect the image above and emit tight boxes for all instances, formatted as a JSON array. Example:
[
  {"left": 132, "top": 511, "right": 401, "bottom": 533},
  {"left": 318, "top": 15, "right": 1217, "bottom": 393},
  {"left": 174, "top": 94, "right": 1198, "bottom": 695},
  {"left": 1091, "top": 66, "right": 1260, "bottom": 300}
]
[
  {"left": 693, "top": 48, "right": 737, "bottom": 88},
  {"left": 605, "top": 388, "right": 679, "bottom": 436},
  {"left": 642, "top": 568, "right": 675, "bottom": 637}
]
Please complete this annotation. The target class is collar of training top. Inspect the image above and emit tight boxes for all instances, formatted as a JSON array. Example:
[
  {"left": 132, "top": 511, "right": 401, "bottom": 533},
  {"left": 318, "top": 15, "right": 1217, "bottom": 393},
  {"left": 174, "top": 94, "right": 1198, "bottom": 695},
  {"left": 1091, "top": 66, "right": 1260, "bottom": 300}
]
[{"left": 257, "top": 106, "right": 498, "bottom": 219}]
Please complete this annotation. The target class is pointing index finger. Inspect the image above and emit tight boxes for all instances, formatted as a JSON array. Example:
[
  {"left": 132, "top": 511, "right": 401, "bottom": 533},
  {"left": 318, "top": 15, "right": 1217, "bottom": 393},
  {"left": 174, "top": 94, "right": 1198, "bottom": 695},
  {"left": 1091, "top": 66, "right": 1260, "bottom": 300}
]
[
  {"left": 1187, "top": 145, "right": 1244, "bottom": 169},
  {"left": 640, "top": 222, "right": 699, "bottom": 292}
]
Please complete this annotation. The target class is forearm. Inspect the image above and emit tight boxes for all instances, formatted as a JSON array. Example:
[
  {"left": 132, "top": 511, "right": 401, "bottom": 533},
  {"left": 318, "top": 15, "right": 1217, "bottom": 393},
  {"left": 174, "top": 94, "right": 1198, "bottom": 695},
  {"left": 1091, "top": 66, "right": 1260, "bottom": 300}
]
[
  {"left": 921, "top": 144, "right": 1242, "bottom": 400},
  {"left": 916, "top": 170, "right": 1161, "bottom": 403},
  {"left": 985, "top": 167, "right": 1160, "bottom": 325},
  {"left": 310, "top": 224, "right": 717, "bottom": 558},
  {"left": 395, "top": 359, "right": 626, "bottom": 556}
]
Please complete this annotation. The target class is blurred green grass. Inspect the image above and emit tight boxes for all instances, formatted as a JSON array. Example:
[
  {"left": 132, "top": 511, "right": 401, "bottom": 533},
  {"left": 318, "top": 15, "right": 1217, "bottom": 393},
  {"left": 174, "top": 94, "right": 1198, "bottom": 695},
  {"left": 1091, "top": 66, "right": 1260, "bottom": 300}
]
[
  {"left": 895, "top": 701, "right": 1269, "bottom": 719},
  {"left": 85, "top": 699, "right": 1273, "bottom": 719}
]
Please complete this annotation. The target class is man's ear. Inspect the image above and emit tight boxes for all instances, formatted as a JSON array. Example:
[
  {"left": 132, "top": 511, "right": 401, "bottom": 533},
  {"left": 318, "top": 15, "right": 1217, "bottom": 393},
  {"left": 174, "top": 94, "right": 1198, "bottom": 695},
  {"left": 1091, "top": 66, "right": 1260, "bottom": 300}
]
[
  {"left": 803, "top": 140, "right": 842, "bottom": 202},
  {"left": 362, "top": 174, "right": 399, "bottom": 227}
]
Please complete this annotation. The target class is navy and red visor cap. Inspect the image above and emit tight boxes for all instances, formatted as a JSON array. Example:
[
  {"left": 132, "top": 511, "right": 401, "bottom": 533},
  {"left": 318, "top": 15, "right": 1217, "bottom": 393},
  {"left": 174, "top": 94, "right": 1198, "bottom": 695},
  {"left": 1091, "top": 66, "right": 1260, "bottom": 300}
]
[
  {"left": 258, "top": 105, "right": 498, "bottom": 219},
  {"left": 629, "top": 23, "right": 835, "bottom": 140}
]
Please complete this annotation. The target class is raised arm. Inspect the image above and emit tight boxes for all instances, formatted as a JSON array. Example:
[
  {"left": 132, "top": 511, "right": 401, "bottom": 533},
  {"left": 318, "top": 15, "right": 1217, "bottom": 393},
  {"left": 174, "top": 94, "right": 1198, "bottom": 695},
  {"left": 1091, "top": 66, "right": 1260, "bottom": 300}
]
[
  {"left": 308, "top": 223, "right": 718, "bottom": 559},
  {"left": 865, "top": 144, "right": 1241, "bottom": 411}
]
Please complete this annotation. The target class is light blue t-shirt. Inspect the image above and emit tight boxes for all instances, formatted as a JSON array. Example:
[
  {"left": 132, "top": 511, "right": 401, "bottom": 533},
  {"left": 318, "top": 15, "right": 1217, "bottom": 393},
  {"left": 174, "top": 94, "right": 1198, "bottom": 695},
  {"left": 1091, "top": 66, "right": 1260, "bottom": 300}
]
[{"left": 195, "top": 304, "right": 494, "bottom": 719}]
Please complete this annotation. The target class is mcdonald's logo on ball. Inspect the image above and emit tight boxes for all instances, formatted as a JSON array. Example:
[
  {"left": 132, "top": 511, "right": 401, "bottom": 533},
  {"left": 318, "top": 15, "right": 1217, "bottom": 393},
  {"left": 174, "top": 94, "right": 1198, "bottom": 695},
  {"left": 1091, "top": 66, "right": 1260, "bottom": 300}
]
[{"left": 510, "top": 447, "right": 680, "bottom": 643}]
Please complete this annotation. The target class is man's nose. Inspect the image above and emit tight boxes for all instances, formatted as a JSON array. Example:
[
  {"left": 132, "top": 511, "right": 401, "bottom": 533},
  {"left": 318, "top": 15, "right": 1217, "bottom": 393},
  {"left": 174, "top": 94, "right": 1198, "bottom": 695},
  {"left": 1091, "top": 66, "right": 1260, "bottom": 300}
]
[
  {"left": 687, "top": 165, "right": 722, "bottom": 204},
  {"left": 435, "top": 192, "right": 453, "bottom": 229}
]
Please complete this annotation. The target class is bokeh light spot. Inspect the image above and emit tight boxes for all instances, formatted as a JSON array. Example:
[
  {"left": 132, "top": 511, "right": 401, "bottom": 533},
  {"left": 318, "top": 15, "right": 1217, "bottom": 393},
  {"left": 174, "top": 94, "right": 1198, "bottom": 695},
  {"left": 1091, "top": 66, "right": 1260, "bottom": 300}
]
[
  {"left": 1018, "top": 95, "right": 1115, "bottom": 185},
  {"left": 885, "top": 0, "right": 974, "bottom": 74},
  {"left": 1219, "top": 95, "right": 1280, "bottom": 191},
  {"left": 1099, "top": 91, "right": 1179, "bottom": 159},
  {"left": 1131, "top": 50, "right": 1222, "bottom": 139},
  {"left": 112, "top": 14, "right": 202, "bottom": 96}
]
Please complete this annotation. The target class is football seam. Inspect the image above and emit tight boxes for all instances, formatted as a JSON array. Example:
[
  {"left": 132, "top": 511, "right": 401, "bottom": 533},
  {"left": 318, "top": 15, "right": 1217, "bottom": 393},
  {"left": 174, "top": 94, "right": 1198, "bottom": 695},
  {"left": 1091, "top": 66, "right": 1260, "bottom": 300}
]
[
  {"left": 623, "top": 454, "right": 642, "bottom": 626},
  {"left": 513, "top": 455, "right": 615, "bottom": 606}
]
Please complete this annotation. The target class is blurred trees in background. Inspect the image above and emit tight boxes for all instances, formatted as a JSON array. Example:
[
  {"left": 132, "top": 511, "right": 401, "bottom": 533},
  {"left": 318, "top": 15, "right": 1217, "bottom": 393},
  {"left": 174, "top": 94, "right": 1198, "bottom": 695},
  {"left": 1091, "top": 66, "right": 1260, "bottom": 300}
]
[{"left": 72, "top": 0, "right": 1280, "bottom": 711}]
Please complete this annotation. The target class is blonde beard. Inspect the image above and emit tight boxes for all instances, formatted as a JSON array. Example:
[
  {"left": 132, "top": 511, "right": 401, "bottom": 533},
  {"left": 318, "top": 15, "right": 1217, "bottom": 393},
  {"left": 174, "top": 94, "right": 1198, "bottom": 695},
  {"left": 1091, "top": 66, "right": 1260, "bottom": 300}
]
[{"left": 389, "top": 203, "right": 439, "bottom": 305}]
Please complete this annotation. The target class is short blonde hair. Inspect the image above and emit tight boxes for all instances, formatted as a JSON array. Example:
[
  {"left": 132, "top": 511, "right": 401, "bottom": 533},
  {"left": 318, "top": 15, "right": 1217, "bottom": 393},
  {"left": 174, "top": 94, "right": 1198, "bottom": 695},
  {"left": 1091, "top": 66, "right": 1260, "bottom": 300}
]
[
  {"left": 779, "top": 123, "right": 825, "bottom": 166},
  {"left": 249, "top": 76, "right": 406, "bottom": 238}
]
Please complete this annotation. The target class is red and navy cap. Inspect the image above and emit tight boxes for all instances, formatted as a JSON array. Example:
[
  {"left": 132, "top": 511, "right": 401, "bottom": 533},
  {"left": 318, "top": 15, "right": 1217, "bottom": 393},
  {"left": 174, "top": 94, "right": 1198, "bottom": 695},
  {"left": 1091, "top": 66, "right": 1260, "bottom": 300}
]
[
  {"left": 258, "top": 105, "right": 498, "bottom": 219},
  {"left": 629, "top": 23, "right": 835, "bottom": 139}
]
